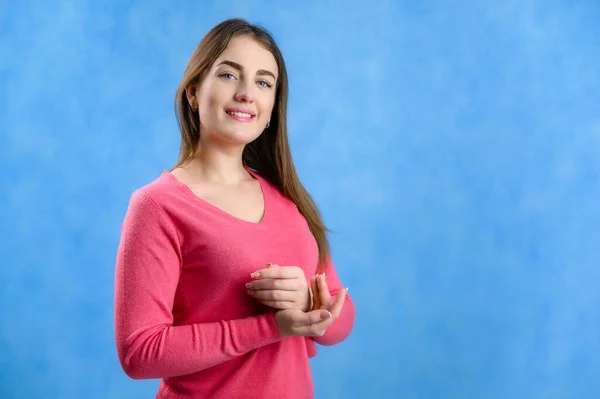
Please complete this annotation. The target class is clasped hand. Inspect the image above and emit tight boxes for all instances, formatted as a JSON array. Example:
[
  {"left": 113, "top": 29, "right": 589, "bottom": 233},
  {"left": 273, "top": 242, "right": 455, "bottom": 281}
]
[{"left": 247, "top": 264, "right": 347, "bottom": 337}]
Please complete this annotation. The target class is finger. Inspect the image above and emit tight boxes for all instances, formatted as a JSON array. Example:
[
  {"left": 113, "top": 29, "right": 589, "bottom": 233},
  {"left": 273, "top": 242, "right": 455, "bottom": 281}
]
[
  {"left": 311, "top": 276, "right": 321, "bottom": 310},
  {"left": 251, "top": 265, "right": 302, "bottom": 280},
  {"left": 294, "top": 312, "right": 335, "bottom": 336},
  {"left": 329, "top": 288, "right": 348, "bottom": 318},
  {"left": 259, "top": 300, "right": 297, "bottom": 310},
  {"left": 292, "top": 309, "right": 332, "bottom": 327},
  {"left": 248, "top": 289, "right": 296, "bottom": 302},
  {"left": 246, "top": 278, "right": 301, "bottom": 292},
  {"left": 250, "top": 263, "right": 277, "bottom": 279},
  {"left": 317, "top": 274, "right": 332, "bottom": 309},
  {"left": 308, "top": 276, "right": 318, "bottom": 311}
]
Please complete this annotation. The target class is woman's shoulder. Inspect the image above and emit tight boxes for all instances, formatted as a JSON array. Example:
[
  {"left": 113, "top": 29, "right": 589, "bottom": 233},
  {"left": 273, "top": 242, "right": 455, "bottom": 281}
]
[{"left": 127, "top": 170, "right": 184, "bottom": 211}]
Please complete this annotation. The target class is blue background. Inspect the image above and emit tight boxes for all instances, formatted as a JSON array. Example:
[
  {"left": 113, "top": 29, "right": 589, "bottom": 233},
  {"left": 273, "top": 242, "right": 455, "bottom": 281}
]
[{"left": 1, "top": 1, "right": 599, "bottom": 398}]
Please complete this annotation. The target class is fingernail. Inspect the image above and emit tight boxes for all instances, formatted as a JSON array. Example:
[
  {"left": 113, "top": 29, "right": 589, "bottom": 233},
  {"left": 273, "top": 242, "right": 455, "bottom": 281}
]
[
  {"left": 245, "top": 282, "right": 253, "bottom": 288},
  {"left": 250, "top": 272, "right": 260, "bottom": 278},
  {"left": 266, "top": 262, "right": 273, "bottom": 268},
  {"left": 247, "top": 290, "right": 253, "bottom": 295},
  {"left": 345, "top": 287, "right": 349, "bottom": 293},
  {"left": 321, "top": 311, "right": 332, "bottom": 320}
]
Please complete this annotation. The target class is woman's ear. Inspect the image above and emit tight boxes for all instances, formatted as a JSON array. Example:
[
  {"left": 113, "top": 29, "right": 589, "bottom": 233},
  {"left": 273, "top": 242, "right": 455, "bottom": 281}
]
[{"left": 185, "top": 82, "right": 198, "bottom": 110}]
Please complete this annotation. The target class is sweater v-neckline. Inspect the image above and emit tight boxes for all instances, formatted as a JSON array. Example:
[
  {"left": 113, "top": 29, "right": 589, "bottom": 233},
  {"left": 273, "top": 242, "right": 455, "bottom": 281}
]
[{"left": 163, "top": 167, "right": 269, "bottom": 226}]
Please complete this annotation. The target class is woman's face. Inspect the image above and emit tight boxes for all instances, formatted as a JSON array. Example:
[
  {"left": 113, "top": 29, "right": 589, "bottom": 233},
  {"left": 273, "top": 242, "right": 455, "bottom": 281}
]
[{"left": 190, "top": 35, "right": 278, "bottom": 147}]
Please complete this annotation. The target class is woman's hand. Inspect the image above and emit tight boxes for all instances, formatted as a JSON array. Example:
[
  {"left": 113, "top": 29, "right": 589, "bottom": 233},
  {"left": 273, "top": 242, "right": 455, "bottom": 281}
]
[
  {"left": 246, "top": 264, "right": 312, "bottom": 312},
  {"left": 311, "top": 273, "right": 348, "bottom": 311},
  {"left": 274, "top": 287, "right": 347, "bottom": 337}
]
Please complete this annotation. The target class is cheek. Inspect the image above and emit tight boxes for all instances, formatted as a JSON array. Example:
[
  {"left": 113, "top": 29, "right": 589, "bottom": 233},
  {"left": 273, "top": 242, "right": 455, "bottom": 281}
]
[
  {"left": 208, "top": 85, "right": 224, "bottom": 107},
  {"left": 199, "top": 82, "right": 226, "bottom": 117},
  {"left": 261, "top": 97, "right": 276, "bottom": 119}
]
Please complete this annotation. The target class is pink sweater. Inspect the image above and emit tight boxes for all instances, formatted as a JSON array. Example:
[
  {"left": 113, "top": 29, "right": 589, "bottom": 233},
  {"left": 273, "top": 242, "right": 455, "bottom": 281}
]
[{"left": 114, "top": 168, "right": 356, "bottom": 398}]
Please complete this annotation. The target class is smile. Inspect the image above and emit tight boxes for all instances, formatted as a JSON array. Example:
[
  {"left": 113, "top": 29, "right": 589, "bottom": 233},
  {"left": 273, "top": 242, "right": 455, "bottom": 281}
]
[{"left": 225, "top": 109, "right": 256, "bottom": 123}]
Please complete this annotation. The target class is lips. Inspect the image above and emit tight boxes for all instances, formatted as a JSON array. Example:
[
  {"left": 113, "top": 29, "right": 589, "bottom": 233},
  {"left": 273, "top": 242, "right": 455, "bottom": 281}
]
[{"left": 225, "top": 108, "right": 256, "bottom": 122}]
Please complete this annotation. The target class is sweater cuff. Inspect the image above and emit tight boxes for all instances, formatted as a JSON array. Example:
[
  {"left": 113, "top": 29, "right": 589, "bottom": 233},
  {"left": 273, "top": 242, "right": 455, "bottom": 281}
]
[{"left": 262, "top": 312, "right": 283, "bottom": 341}]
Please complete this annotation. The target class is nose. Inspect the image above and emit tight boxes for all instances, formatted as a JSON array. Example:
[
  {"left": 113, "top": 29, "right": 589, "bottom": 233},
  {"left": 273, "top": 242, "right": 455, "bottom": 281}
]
[{"left": 234, "top": 79, "right": 255, "bottom": 103}]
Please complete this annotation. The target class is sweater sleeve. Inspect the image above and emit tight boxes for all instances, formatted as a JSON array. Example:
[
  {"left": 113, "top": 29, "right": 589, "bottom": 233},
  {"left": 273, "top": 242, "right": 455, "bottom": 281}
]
[
  {"left": 312, "top": 256, "right": 356, "bottom": 346},
  {"left": 114, "top": 190, "right": 283, "bottom": 380}
]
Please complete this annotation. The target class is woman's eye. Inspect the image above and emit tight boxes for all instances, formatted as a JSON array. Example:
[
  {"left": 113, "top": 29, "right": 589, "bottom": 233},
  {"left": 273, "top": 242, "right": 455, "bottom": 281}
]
[
  {"left": 220, "top": 73, "right": 235, "bottom": 80},
  {"left": 258, "top": 80, "right": 273, "bottom": 88}
]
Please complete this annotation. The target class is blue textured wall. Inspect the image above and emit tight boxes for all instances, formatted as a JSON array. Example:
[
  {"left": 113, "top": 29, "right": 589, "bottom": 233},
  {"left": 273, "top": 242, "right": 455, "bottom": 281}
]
[{"left": 1, "top": 1, "right": 599, "bottom": 398}]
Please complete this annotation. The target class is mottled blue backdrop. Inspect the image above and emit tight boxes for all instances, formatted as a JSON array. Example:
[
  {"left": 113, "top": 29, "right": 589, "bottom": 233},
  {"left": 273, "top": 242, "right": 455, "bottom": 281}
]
[{"left": 1, "top": 1, "right": 599, "bottom": 398}]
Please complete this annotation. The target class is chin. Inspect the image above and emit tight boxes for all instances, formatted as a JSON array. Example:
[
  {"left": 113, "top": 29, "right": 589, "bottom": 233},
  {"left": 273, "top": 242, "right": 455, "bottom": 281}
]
[{"left": 220, "top": 129, "right": 262, "bottom": 145}]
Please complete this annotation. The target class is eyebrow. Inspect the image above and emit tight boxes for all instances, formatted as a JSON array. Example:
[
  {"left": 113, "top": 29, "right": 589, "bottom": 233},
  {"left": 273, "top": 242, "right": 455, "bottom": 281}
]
[{"left": 216, "top": 60, "right": 277, "bottom": 81}]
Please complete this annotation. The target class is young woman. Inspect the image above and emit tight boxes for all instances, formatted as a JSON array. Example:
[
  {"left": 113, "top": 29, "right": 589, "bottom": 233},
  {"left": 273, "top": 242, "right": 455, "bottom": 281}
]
[{"left": 114, "top": 18, "right": 355, "bottom": 399}]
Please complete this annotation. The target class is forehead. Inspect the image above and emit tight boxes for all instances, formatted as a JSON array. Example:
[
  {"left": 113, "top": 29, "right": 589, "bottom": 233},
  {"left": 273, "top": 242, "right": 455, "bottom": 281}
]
[{"left": 215, "top": 35, "right": 278, "bottom": 76}]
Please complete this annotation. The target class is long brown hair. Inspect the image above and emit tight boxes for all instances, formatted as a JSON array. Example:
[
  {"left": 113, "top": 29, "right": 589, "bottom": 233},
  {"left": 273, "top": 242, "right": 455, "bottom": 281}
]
[{"left": 173, "top": 18, "right": 330, "bottom": 272}]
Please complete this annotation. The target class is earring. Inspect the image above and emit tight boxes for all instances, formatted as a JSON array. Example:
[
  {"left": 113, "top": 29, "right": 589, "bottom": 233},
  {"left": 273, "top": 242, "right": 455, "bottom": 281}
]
[{"left": 266, "top": 120, "right": 270, "bottom": 128}]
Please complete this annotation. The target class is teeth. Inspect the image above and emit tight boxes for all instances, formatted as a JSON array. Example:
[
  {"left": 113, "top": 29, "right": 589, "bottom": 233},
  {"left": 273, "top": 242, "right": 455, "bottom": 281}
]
[{"left": 227, "top": 111, "right": 252, "bottom": 118}]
